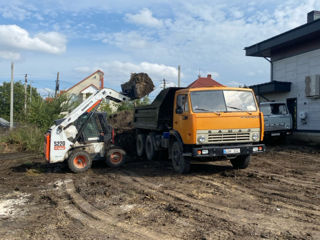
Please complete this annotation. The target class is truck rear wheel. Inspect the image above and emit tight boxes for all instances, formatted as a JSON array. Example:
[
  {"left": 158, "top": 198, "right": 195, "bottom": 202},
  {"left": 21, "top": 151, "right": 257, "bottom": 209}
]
[
  {"left": 106, "top": 148, "right": 126, "bottom": 168},
  {"left": 68, "top": 150, "right": 92, "bottom": 173},
  {"left": 145, "top": 134, "right": 155, "bottom": 161},
  {"left": 171, "top": 141, "right": 190, "bottom": 174},
  {"left": 136, "top": 134, "right": 146, "bottom": 157},
  {"left": 230, "top": 155, "right": 250, "bottom": 169}
]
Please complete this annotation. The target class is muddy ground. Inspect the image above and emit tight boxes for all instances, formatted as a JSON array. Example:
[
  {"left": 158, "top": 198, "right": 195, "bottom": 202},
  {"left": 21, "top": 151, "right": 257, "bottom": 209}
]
[{"left": 0, "top": 144, "right": 319, "bottom": 240}]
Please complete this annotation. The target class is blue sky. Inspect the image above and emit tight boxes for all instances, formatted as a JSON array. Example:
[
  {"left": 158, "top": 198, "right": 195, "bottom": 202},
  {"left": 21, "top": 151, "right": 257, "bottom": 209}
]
[{"left": 0, "top": 0, "right": 319, "bottom": 97}]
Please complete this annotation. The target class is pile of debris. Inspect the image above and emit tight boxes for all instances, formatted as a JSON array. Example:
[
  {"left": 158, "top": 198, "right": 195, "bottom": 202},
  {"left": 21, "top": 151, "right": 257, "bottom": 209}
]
[
  {"left": 121, "top": 73, "right": 155, "bottom": 99},
  {"left": 108, "top": 110, "right": 134, "bottom": 132},
  {"left": 108, "top": 110, "right": 135, "bottom": 155},
  {"left": 109, "top": 72, "right": 155, "bottom": 155}
]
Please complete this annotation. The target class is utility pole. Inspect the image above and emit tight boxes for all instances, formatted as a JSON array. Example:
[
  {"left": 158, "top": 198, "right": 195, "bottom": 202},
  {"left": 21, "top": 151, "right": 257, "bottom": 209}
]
[
  {"left": 178, "top": 65, "right": 181, "bottom": 87},
  {"left": 24, "top": 74, "right": 27, "bottom": 114},
  {"left": 55, "top": 72, "right": 60, "bottom": 97},
  {"left": 29, "top": 80, "right": 32, "bottom": 103},
  {"left": 162, "top": 78, "right": 166, "bottom": 89},
  {"left": 10, "top": 62, "right": 14, "bottom": 130}
]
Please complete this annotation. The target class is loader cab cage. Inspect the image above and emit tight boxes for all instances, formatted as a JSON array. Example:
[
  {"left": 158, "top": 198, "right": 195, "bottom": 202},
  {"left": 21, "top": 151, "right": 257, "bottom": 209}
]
[{"left": 74, "top": 112, "right": 111, "bottom": 143}]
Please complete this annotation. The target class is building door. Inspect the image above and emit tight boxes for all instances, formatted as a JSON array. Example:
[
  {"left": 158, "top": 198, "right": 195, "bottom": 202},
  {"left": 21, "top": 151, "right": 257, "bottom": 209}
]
[{"left": 287, "top": 98, "right": 297, "bottom": 130}]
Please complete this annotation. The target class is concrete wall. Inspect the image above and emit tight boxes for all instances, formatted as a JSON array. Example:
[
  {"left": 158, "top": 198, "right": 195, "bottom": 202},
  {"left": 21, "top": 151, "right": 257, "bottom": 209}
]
[{"left": 262, "top": 49, "right": 320, "bottom": 134}]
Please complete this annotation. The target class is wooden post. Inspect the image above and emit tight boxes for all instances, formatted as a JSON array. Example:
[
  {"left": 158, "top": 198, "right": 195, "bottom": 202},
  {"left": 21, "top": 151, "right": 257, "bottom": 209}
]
[
  {"left": 10, "top": 62, "right": 14, "bottom": 130},
  {"left": 55, "top": 72, "right": 59, "bottom": 98},
  {"left": 24, "top": 74, "right": 27, "bottom": 114}
]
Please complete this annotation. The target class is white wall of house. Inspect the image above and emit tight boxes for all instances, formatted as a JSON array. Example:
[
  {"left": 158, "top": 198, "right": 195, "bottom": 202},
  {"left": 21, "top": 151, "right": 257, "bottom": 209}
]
[
  {"left": 263, "top": 49, "right": 320, "bottom": 132},
  {"left": 66, "top": 71, "right": 103, "bottom": 95}
]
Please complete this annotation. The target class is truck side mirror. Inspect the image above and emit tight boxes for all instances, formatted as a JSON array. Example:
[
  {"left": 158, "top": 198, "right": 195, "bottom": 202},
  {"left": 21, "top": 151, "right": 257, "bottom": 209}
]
[{"left": 176, "top": 107, "right": 183, "bottom": 114}]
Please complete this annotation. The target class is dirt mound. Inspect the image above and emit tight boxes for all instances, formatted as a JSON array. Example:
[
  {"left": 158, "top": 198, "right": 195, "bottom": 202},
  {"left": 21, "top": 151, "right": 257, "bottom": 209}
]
[
  {"left": 108, "top": 110, "right": 134, "bottom": 132},
  {"left": 108, "top": 110, "right": 136, "bottom": 154},
  {"left": 121, "top": 73, "right": 154, "bottom": 99}
]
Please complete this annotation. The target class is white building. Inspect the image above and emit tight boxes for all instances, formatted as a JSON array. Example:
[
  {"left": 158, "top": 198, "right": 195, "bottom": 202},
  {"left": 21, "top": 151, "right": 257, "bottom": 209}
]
[
  {"left": 246, "top": 11, "right": 320, "bottom": 143},
  {"left": 62, "top": 70, "right": 104, "bottom": 101}
]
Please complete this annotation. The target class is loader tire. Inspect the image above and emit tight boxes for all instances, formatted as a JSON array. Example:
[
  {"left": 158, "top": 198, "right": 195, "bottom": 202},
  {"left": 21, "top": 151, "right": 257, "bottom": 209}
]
[
  {"left": 145, "top": 134, "right": 155, "bottom": 161},
  {"left": 230, "top": 155, "right": 250, "bottom": 169},
  {"left": 136, "top": 134, "right": 146, "bottom": 157},
  {"left": 106, "top": 148, "right": 126, "bottom": 168},
  {"left": 68, "top": 150, "right": 92, "bottom": 173},
  {"left": 171, "top": 141, "right": 190, "bottom": 174}
]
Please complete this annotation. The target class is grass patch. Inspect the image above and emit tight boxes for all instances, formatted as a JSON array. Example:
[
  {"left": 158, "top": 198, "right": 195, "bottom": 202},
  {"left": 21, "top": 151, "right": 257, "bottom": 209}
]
[{"left": 1, "top": 124, "right": 43, "bottom": 153}]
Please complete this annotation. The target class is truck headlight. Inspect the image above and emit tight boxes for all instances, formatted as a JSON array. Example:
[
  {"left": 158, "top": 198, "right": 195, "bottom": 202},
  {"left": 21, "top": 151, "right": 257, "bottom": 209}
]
[
  {"left": 252, "top": 133, "right": 259, "bottom": 141},
  {"left": 197, "top": 136, "right": 206, "bottom": 144},
  {"left": 286, "top": 125, "right": 290, "bottom": 129}
]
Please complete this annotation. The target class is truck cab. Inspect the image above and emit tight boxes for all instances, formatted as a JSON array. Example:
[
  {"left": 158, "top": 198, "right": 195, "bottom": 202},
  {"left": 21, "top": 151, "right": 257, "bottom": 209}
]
[
  {"left": 134, "top": 86, "right": 265, "bottom": 173},
  {"left": 259, "top": 102, "right": 292, "bottom": 137}
]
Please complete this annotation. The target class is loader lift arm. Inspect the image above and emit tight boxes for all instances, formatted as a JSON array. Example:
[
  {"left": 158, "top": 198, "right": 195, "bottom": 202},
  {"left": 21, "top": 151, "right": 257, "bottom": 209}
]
[{"left": 58, "top": 88, "right": 130, "bottom": 129}]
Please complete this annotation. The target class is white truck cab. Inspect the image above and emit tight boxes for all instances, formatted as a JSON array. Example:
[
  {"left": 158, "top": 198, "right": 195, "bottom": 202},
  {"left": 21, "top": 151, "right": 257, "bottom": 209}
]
[{"left": 259, "top": 102, "right": 292, "bottom": 137}]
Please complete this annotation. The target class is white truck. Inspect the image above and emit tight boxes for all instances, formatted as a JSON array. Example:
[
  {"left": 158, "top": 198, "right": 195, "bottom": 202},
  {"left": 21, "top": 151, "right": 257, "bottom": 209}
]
[
  {"left": 44, "top": 88, "right": 131, "bottom": 173},
  {"left": 259, "top": 102, "right": 292, "bottom": 138}
]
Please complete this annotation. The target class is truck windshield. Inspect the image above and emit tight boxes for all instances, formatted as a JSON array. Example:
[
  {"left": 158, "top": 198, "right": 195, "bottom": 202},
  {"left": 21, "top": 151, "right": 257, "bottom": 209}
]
[
  {"left": 190, "top": 90, "right": 257, "bottom": 113},
  {"left": 260, "top": 103, "right": 287, "bottom": 115}
]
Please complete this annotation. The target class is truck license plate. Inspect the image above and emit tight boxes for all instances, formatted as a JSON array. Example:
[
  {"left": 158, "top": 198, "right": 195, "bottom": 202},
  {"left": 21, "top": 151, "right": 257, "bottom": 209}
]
[
  {"left": 223, "top": 148, "right": 240, "bottom": 154},
  {"left": 271, "top": 133, "right": 281, "bottom": 136}
]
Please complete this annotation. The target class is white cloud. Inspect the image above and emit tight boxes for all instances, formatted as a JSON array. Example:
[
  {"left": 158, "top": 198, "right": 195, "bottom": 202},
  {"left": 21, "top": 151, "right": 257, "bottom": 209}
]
[
  {"left": 0, "top": 4, "right": 32, "bottom": 21},
  {"left": 125, "top": 8, "right": 163, "bottom": 28},
  {"left": 102, "top": 31, "right": 150, "bottom": 49},
  {"left": 100, "top": 0, "right": 320, "bottom": 86},
  {"left": 0, "top": 25, "right": 66, "bottom": 60},
  {"left": 1, "top": 0, "right": 320, "bottom": 89},
  {"left": 0, "top": 51, "right": 20, "bottom": 61},
  {"left": 101, "top": 61, "right": 179, "bottom": 83},
  {"left": 37, "top": 88, "right": 55, "bottom": 97},
  {"left": 74, "top": 61, "right": 180, "bottom": 91},
  {"left": 74, "top": 66, "right": 92, "bottom": 74}
]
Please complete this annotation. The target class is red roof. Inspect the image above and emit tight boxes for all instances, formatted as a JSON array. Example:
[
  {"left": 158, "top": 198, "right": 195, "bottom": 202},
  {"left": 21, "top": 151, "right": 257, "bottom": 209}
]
[{"left": 187, "top": 74, "right": 224, "bottom": 88}]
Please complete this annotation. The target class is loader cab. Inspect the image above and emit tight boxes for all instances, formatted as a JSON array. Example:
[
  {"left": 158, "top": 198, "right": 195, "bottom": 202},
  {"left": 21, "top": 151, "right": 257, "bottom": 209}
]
[{"left": 74, "top": 112, "right": 112, "bottom": 143}]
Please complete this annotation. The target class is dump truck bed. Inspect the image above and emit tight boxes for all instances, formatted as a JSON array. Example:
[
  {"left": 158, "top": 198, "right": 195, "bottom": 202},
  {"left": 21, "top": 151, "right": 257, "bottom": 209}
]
[{"left": 134, "top": 87, "right": 182, "bottom": 131}]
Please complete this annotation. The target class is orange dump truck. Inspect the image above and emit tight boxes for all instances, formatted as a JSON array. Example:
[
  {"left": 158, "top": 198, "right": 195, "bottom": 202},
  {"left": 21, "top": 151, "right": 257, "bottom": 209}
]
[{"left": 134, "top": 87, "right": 265, "bottom": 173}]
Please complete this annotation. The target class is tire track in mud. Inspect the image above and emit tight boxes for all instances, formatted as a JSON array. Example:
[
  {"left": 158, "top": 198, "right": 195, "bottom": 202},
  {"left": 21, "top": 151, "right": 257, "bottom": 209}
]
[
  {"left": 121, "top": 170, "right": 320, "bottom": 235},
  {"left": 63, "top": 179, "right": 177, "bottom": 240},
  {"left": 111, "top": 172, "right": 237, "bottom": 239},
  {"left": 193, "top": 175, "right": 320, "bottom": 221}
]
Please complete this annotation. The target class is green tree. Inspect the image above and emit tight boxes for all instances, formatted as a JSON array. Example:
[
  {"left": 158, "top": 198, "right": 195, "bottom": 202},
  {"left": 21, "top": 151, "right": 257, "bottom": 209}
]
[
  {"left": 0, "top": 81, "right": 41, "bottom": 122},
  {"left": 26, "top": 93, "right": 71, "bottom": 130},
  {"left": 117, "top": 101, "right": 135, "bottom": 112},
  {"left": 100, "top": 101, "right": 113, "bottom": 115},
  {"left": 141, "top": 96, "right": 150, "bottom": 105}
]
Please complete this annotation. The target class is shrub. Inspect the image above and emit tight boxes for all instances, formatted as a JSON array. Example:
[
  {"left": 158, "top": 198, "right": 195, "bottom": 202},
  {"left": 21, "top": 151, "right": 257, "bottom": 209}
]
[{"left": 1, "top": 124, "right": 43, "bottom": 152}]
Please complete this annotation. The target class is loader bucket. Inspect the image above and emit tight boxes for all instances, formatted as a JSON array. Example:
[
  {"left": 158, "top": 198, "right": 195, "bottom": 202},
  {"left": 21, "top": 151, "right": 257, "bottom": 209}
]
[{"left": 121, "top": 73, "right": 155, "bottom": 99}]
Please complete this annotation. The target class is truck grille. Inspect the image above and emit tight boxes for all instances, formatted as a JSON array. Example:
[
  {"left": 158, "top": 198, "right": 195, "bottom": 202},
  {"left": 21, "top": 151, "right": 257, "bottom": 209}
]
[{"left": 208, "top": 132, "right": 250, "bottom": 143}]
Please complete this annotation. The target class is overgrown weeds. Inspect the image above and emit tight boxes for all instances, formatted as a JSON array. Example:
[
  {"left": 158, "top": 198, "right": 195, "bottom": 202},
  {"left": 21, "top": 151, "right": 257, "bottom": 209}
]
[{"left": 1, "top": 124, "right": 43, "bottom": 153}]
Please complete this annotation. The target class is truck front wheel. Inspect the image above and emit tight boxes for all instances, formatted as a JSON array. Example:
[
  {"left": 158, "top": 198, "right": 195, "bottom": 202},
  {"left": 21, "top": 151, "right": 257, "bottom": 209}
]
[
  {"left": 68, "top": 150, "right": 92, "bottom": 173},
  {"left": 230, "top": 155, "right": 250, "bottom": 169},
  {"left": 171, "top": 141, "right": 190, "bottom": 174},
  {"left": 136, "top": 134, "right": 146, "bottom": 157}
]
